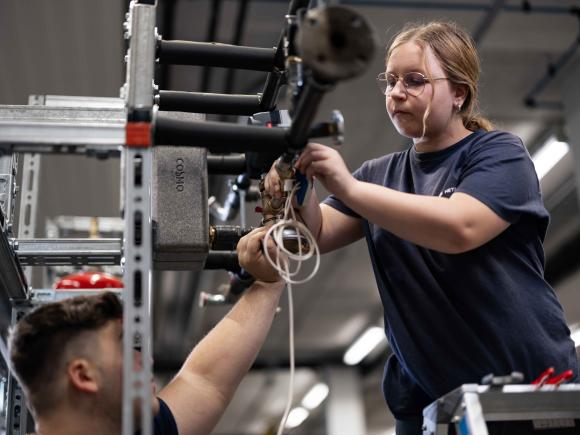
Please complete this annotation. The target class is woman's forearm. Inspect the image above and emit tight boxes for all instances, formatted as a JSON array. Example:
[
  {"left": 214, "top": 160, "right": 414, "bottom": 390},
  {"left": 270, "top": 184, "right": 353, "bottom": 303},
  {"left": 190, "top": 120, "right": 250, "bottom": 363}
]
[
  {"left": 294, "top": 185, "right": 323, "bottom": 242},
  {"left": 342, "top": 180, "right": 494, "bottom": 253}
]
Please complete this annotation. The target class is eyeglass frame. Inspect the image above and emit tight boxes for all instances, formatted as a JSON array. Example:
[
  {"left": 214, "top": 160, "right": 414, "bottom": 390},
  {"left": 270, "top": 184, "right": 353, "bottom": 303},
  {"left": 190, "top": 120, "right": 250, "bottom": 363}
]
[{"left": 376, "top": 71, "right": 449, "bottom": 97}]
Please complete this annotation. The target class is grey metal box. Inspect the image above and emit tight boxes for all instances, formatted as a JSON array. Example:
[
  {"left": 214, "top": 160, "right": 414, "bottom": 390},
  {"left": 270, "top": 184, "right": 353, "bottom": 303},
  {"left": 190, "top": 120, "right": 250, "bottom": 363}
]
[{"left": 152, "top": 113, "right": 209, "bottom": 270}]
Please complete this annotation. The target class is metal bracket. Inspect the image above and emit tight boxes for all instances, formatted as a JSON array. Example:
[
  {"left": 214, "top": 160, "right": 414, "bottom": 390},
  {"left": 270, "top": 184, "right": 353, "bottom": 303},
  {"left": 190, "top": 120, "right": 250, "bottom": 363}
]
[{"left": 6, "top": 306, "right": 30, "bottom": 435}]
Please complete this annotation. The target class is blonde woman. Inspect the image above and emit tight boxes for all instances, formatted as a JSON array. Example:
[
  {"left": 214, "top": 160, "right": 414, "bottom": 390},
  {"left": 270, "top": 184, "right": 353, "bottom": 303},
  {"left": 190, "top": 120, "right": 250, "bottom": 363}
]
[{"left": 266, "top": 21, "right": 578, "bottom": 434}]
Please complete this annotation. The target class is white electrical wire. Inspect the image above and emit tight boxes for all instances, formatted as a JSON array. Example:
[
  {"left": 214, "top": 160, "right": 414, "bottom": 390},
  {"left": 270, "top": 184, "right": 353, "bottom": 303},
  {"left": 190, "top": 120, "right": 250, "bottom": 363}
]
[
  {"left": 262, "top": 183, "right": 320, "bottom": 435},
  {"left": 262, "top": 184, "right": 320, "bottom": 284},
  {"left": 276, "top": 274, "right": 294, "bottom": 435}
]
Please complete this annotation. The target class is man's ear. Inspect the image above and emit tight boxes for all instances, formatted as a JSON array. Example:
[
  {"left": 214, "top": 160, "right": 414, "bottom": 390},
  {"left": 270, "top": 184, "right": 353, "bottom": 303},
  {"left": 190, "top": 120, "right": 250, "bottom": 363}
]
[{"left": 67, "top": 358, "right": 100, "bottom": 394}]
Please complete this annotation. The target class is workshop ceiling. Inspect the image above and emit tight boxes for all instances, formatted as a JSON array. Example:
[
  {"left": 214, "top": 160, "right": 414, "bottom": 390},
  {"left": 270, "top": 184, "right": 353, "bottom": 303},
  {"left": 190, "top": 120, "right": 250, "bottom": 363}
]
[{"left": 1, "top": 1, "right": 579, "bottom": 434}]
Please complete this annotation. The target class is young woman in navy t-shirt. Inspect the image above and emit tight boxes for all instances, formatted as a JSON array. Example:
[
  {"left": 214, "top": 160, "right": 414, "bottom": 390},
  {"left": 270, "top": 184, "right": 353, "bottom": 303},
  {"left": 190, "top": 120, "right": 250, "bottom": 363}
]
[{"left": 265, "top": 21, "right": 578, "bottom": 435}]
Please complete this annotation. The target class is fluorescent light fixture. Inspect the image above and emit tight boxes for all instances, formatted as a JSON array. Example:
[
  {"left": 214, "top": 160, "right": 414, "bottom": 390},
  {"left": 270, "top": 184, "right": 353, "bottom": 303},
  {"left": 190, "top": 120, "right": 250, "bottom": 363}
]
[
  {"left": 531, "top": 135, "right": 569, "bottom": 180},
  {"left": 301, "top": 383, "right": 330, "bottom": 410},
  {"left": 571, "top": 328, "right": 580, "bottom": 348},
  {"left": 285, "top": 407, "right": 309, "bottom": 429},
  {"left": 343, "top": 326, "right": 385, "bottom": 365}
]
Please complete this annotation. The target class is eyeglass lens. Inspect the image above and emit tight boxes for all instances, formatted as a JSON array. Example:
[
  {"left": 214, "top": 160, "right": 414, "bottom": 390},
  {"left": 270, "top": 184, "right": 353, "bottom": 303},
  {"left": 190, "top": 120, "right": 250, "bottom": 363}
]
[{"left": 378, "top": 72, "right": 427, "bottom": 96}]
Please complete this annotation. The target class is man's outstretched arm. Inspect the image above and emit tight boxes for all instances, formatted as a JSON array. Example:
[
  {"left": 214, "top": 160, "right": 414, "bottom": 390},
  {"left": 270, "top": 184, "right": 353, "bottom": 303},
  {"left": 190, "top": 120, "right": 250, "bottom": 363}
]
[{"left": 158, "top": 227, "right": 284, "bottom": 435}]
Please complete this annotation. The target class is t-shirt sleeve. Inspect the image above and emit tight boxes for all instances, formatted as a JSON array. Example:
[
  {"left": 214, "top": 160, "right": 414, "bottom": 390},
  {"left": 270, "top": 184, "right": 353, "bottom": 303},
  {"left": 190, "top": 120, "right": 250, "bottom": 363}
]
[
  {"left": 454, "top": 132, "right": 548, "bottom": 224},
  {"left": 153, "top": 398, "right": 179, "bottom": 435},
  {"left": 322, "top": 162, "right": 368, "bottom": 218}
]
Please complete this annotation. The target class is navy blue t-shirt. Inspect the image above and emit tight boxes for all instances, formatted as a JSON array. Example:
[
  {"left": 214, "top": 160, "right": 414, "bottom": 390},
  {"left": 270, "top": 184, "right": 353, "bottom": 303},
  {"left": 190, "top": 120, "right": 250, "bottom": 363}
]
[
  {"left": 135, "top": 398, "right": 178, "bottom": 435},
  {"left": 324, "top": 130, "right": 579, "bottom": 419},
  {"left": 154, "top": 398, "right": 178, "bottom": 435}
]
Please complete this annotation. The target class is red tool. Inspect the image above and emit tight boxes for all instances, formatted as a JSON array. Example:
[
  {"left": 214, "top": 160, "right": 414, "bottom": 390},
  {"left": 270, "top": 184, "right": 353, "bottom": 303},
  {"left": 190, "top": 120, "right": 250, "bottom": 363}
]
[
  {"left": 54, "top": 271, "right": 123, "bottom": 290},
  {"left": 531, "top": 367, "right": 554, "bottom": 387},
  {"left": 545, "top": 370, "right": 574, "bottom": 386}
]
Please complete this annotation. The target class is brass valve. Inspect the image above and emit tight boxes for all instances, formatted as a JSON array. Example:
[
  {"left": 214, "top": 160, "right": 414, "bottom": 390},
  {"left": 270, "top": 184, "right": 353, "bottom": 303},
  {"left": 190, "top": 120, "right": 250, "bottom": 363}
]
[
  {"left": 258, "top": 158, "right": 311, "bottom": 254},
  {"left": 258, "top": 158, "right": 296, "bottom": 221}
]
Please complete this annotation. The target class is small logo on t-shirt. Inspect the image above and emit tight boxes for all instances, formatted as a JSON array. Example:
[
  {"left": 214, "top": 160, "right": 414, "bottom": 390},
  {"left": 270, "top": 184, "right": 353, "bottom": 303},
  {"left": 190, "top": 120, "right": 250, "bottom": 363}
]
[{"left": 439, "top": 187, "right": 456, "bottom": 198}]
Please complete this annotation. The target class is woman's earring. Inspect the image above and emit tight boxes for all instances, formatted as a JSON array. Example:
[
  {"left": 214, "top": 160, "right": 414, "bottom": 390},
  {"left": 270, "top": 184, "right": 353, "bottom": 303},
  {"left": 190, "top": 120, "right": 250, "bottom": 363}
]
[{"left": 454, "top": 103, "right": 462, "bottom": 113}]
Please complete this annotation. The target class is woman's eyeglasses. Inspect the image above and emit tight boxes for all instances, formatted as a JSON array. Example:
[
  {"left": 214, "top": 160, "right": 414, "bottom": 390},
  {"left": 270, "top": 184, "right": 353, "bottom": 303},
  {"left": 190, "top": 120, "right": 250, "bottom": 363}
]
[{"left": 376, "top": 71, "right": 448, "bottom": 97}]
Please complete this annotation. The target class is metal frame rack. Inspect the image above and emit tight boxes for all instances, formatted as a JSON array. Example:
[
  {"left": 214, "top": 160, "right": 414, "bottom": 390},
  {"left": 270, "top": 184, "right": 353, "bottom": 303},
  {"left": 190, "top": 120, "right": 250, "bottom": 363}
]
[
  {"left": 422, "top": 384, "right": 580, "bottom": 435},
  {"left": 0, "top": 2, "right": 159, "bottom": 431},
  {"left": 0, "top": 0, "right": 378, "bottom": 433}
]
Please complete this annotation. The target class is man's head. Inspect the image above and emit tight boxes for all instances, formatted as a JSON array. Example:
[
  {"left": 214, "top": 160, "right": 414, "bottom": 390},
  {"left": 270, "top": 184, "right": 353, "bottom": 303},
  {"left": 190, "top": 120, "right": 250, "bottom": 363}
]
[{"left": 8, "top": 292, "right": 124, "bottom": 420}]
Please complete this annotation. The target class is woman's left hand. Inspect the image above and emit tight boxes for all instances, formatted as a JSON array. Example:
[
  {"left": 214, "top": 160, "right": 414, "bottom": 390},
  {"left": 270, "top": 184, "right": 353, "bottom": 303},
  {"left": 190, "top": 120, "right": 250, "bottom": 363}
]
[{"left": 295, "top": 143, "right": 357, "bottom": 200}]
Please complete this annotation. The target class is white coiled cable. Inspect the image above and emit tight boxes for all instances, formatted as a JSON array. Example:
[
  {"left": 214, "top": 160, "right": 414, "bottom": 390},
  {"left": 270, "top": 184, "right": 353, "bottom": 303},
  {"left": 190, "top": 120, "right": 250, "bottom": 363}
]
[{"left": 262, "top": 183, "right": 320, "bottom": 435}]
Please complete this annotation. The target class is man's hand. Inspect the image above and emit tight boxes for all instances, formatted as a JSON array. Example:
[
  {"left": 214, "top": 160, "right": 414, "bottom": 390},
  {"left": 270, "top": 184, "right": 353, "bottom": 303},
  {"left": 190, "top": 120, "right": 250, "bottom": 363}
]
[{"left": 237, "top": 227, "right": 282, "bottom": 283}]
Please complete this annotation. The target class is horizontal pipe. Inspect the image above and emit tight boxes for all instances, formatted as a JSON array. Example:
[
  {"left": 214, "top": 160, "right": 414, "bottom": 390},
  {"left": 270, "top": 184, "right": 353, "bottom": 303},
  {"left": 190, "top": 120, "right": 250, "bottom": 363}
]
[
  {"left": 204, "top": 250, "right": 240, "bottom": 273},
  {"left": 158, "top": 40, "right": 278, "bottom": 71},
  {"left": 157, "top": 91, "right": 261, "bottom": 115},
  {"left": 210, "top": 225, "right": 252, "bottom": 251},
  {"left": 154, "top": 113, "right": 288, "bottom": 153},
  {"left": 207, "top": 154, "right": 247, "bottom": 174}
]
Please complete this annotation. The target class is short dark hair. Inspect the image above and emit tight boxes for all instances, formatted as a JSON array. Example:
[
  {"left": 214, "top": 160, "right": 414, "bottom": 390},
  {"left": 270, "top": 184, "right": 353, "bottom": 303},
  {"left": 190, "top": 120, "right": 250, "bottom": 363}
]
[{"left": 8, "top": 292, "right": 123, "bottom": 414}]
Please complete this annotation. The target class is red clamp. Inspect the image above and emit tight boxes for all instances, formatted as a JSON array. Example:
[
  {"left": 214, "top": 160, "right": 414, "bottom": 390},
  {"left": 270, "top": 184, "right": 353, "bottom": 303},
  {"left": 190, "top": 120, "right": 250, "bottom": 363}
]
[
  {"left": 531, "top": 367, "right": 554, "bottom": 387},
  {"left": 532, "top": 367, "right": 574, "bottom": 388},
  {"left": 546, "top": 370, "right": 574, "bottom": 386}
]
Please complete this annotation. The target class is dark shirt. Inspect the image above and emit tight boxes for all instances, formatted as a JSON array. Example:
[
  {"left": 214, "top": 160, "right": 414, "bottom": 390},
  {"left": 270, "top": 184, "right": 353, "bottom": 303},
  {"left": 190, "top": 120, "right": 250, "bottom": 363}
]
[
  {"left": 135, "top": 398, "right": 178, "bottom": 435},
  {"left": 324, "top": 130, "right": 579, "bottom": 419},
  {"left": 154, "top": 398, "right": 178, "bottom": 435}
]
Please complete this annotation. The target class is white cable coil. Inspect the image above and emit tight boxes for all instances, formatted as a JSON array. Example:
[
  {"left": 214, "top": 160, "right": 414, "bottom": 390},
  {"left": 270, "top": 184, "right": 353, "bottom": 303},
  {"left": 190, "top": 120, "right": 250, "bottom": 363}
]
[
  {"left": 262, "top": 184, "right": 320, "bottom": 285},
  {"left": 261, "top": 183, "right": 320, "bottom": 435}
]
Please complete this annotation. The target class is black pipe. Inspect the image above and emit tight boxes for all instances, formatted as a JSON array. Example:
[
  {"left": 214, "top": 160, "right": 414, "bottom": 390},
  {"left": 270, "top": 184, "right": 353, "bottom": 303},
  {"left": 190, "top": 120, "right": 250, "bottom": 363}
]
[
  {"left": 201, "top": 0, "right": 222, "bottom": 92},
  {"left": 258, "top": 30, "right": 286, "bottom": 111},
  {"left": 158, "top": 40, "right": 278, "bottom": 71},
  {"left": 259, "top": 70, "right": 284, "bottom": 111},
  {"left": 258, "top": 0, "right": 310, "bottom": 111},
  {"left": 287, "top": 78, "right": 332, "bottom": 150},
  {"left": 210, "top": 225, "right": 253, "bottom": 251},
  {"left": 158, "top": 0, "right": 177, "bottom": 90},
  {"left": 207, "top": 154, "right": 247, "bottom": 174},
  {"left": 154, "top": 113, "right": 288, "bottom": 153},
  {"left": 157, "top": 91, "right": 261, "bottom": 115},
  {"left": 204, "top": 250, "right": 240, "bottom": 273},
  {"left": 223, "top": 0, "right": 250, "bottom": 95},
  {"left": 288, "top": 0, "right": 310, "bottom": 15}
]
